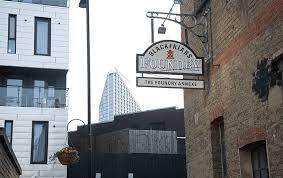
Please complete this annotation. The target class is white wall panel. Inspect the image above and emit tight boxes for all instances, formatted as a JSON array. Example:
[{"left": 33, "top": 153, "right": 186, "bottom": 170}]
[
  {"left": 0, "top": 107, "right": 68, "bottom": 178},
  {"left": 0, "top": 1, "right": 69, "bottom": 177},
  {"left": 0, "top": 0, "right": 69, "bottom": 70}
]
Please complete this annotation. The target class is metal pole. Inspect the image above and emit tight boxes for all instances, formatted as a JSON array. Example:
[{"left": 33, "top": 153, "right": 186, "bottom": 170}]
[
  {"left": 151, "top": 13, "right": 154, "bottom": 43},
  {"left": 86, "top": 0, "right": 93, "bottom": 177},
  {"left": 185, "top": 28, "right": 189, "bottom": 45}
]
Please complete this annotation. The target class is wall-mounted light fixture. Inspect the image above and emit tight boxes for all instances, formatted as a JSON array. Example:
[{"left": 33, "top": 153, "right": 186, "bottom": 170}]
[
  {"left": 158, "top": 24, "right": 166, "bottom": 34},
  {"left": 146, "top": 6, "right": 211, "bottom": 61}
]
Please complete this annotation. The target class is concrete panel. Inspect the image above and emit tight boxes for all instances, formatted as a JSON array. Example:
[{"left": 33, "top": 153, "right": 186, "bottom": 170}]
[
  {"left": 0, "top": 0, "right": 69, "bottom": 70},
  {"left": 0, "top": 1, "right": 69, "bottom": 177}
]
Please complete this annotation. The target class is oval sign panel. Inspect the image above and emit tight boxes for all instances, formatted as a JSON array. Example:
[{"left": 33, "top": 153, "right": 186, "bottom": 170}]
[{"left": 136, "top": 40, "right": 203, "bottom": 75}]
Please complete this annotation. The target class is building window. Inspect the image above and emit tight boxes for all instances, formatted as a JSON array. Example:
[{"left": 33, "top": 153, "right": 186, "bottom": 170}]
[
  {"left": 6, "top": 79, "right": 22, "bottom": 107},
  {"left": 8, "top": 14, "right": 16, "bottom": 54},
  {"left": 31, "top": 121, "right": 48, "bottom": 164},
  {"left": 240, "top": 141, "right": 269, "bottom": 178},
  {"left": 34, "top": 17, "right": 51, "bottom": 56},
  {"left": 251, "top": 143, "right": 269, "bottom": 178},
  {"left": 47, "top": 86, "right": 55, "bottom": 107},
  {"left": 211, "top": 117, "right": 227, "bottom": 178},
  {"left": 33, "top": 80, "right": 45, "bottom": 107},
  {"left": 4, "top": 120, "right": 13, "bottom": 144}
]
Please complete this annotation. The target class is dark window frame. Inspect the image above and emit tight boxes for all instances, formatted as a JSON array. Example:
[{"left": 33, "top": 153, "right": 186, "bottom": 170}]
[
  {"left": 4, "top": 120, "right": 13, "bottom": 144},
  {"left": 218, "top": 120, "right": 227, "bottom": 178},
  {"left": 251, "top": 142, "right": 269, "bottom": 178},
  {"left": 211, "top": 117, "right": 227, "bottom": 178},
  {"left": 30, "top": 121, "right": 49, "bottom": 164},
  {"left": 8, "top": 14, "right": 17, "bottom": 54},
  {"left": 34, "top": 17, "right": 51, "bottom": 56}
]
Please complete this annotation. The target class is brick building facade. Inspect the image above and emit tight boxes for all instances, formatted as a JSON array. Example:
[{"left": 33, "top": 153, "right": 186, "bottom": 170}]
[
  {"left": 181, "top": 0, "right": 282, "bottom": 178},
  {"left": 0, "top": 128, "right": 21, "bottom": 178}
]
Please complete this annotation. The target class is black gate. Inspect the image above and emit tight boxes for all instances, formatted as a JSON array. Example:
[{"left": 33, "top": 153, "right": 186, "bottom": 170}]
[{"left": 68, "top": 153, "right": 187, "bottom": 178}]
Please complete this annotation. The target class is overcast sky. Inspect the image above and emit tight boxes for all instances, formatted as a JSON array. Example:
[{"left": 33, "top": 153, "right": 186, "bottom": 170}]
[{"left": 67, "top": 0, "right": 183, "bottom": 130}]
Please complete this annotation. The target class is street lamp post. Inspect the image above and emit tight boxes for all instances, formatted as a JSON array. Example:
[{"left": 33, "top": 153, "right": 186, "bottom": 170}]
[{"left": 79, "top": 0, "right": 93, "bottom": 177}]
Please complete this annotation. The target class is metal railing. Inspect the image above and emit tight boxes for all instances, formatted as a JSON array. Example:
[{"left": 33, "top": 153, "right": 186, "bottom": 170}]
[
  {"left": 0, "top": 85, "right": 68, "bottom": 108},
  {"left": 5, "top": 0, "right": 68, "bottom": 7}
]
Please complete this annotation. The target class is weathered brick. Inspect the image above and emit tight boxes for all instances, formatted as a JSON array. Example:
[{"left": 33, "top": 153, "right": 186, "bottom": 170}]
[
  {"left": 0, "top": 129, "right": 21, "bottom": 178},
  {"left": 237, "top": 127, "right": 266, "bottom": 148},
  {"left": 182, "top": 0, "right": 283, "bottom": 177}
]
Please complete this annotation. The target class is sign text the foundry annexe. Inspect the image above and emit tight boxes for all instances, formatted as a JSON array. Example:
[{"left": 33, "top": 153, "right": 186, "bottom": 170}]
[
  {"left": 137, "top": 77, "right": 204, "bottom": 89},
  {"left": 145, "top": 79, "right": 198, "bottom": 87}
]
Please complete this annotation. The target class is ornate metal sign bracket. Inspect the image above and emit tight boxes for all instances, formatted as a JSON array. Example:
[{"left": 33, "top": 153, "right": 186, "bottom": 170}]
[{"left": 146, "top": 8, "right": 211, "bottom": 62}]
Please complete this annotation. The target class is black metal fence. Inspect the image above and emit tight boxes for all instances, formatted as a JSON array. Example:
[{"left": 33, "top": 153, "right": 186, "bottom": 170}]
[{"left": 68, "top": 153, "right": 187, "bottom": 178}]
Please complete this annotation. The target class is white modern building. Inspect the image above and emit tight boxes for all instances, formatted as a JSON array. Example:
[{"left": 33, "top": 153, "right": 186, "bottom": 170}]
[
  {"left": 99, "top": 70, "right": 141, "bottom": 122},
  {"left": 0, "top": 0, "right": 69, "bottom": 177}
]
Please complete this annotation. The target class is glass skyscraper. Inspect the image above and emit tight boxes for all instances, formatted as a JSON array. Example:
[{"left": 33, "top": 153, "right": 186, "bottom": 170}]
[{"left": 99, "top": 71, "right": 141, "bottom": 122}]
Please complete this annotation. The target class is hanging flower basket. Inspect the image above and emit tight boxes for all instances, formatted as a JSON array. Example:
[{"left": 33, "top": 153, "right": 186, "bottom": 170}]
[{"left": 51, "top": 147, "right": 80, "bottom": 165}]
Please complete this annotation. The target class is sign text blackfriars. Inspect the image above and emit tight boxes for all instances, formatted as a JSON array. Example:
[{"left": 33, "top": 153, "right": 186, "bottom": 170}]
[{"left": 137, "top": 40, "right": 203, "bottom": 75}]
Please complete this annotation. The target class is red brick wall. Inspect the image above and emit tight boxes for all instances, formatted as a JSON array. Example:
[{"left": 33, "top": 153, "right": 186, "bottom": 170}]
[
  {"left": 212, "top": 0, "right": 282, "bottom": 74},
  {"left": 182, "top": 0, "right": 283, "bottom": 177},
  {"left": 238, "top": 127, "right": 266, "bottom": 149}
]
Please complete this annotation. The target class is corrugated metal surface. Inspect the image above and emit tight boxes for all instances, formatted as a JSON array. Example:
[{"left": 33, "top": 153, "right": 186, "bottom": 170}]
[{"left": 129, "top": 130, "right": 177, "bottom": 154}]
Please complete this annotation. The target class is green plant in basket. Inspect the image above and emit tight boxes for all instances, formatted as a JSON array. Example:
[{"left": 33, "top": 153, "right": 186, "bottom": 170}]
[{"left": 49, "top": 146, "right": 79, "bottom": 165}]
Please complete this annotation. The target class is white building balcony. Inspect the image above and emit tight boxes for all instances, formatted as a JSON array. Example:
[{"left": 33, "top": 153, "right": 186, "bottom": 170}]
[{"left": 0, "top": 85, "right": 68, "bottom": 108}]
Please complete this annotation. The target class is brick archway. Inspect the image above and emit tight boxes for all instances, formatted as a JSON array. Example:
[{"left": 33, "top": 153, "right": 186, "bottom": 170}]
[
  {"left": 238, "top": 127, "right": 266, "bottom": 149},
  {"left": 209, "top": 103, "right": 224, "bottom": 123}
]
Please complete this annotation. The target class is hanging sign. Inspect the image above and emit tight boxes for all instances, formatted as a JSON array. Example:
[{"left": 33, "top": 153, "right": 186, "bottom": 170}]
[
  {"left": 136, "top": 40, "right": 203, "bottom": 75},
  {"left": 137, "top": 77, "right": 204, "bottom": 89}
]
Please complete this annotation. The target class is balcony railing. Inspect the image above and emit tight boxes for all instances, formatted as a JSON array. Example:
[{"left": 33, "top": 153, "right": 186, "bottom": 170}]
[
  {"left": 5, "top": 0, "right": 68, "bottom": 7},
  {"left": 0, "top": 85, "right": 68, "bottom": 108}
]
